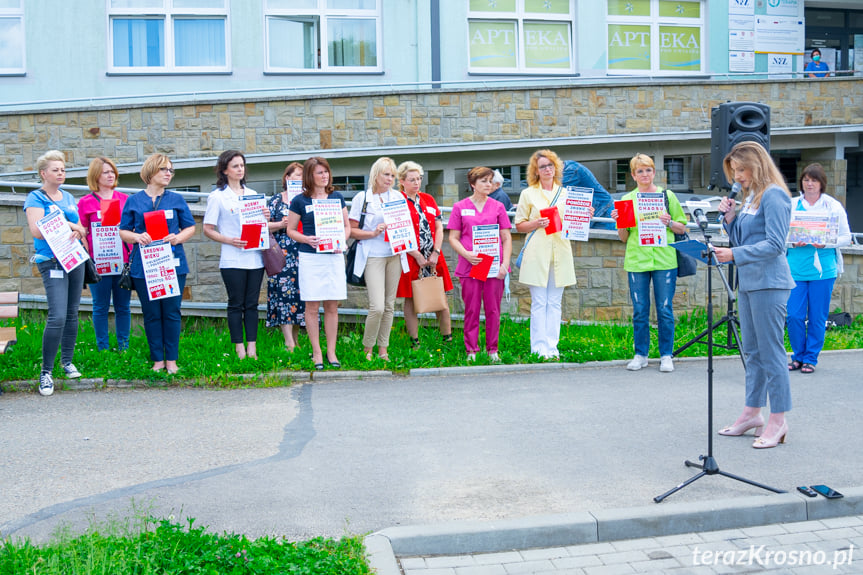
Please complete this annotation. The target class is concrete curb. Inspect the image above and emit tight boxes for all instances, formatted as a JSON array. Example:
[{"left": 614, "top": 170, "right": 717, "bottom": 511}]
[{"left": 366, "top": 487, "right": 863, "bottom": 568}]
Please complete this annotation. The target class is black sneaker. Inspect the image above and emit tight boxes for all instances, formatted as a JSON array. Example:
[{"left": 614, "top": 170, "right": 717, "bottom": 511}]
[{"left": 39, "top": 372, "right": 54, "bottom": 396}]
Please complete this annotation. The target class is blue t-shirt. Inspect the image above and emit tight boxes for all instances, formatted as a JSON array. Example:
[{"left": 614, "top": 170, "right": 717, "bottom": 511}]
[
  {"left": 23, "top": 188, "right": 80, "bottom": 262},
  {"left": 805, "top": 60, "right": 829, "bottom": 78},
  {"left": 288, "top": 192, "right": 347, "bottom": 254},
  {"left": 119, "top": 190, "right": 196, "bottom": 278}
]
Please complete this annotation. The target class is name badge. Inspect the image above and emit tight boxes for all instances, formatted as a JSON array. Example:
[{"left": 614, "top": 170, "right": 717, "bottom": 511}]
[
  {"left": 50, "top": 269, "right": 64, "bottom": 279},
  {"left": 165, "top": 209, "right": 174, "bottom": 220},
  {"left": 305, "top": 205, "right": 314, "bottom": 214},
  {"left": 425, "top": 206, "right": 437, "bottom": 215},
  {"left": 97, "top": 210, "right": 101, "bottom": 219},
  {"left": 462, "top": 209, "right": 476, "bottom": 217},
  {"left": 173, "top": 258, "right": 181, "bottom": 267}
]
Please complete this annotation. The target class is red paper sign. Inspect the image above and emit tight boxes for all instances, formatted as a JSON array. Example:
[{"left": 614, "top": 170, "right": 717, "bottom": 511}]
[
  {"left": 100, "top": 199, "right": 121, "bottom": 226},
  {"left": 614, "top": 200, "right": 636, "bottom": 229},
  {"left": 540, "top": 206, "right": 562, "bottom": 235},
  {"left": 469, "top": 253, "right": 494, "bottom": 281},
  {"left": 144, "top": 210, "right": 169, "bottom": 241},
  {"left": 240, "top": 223, "right": 263, "bottom": 249}
]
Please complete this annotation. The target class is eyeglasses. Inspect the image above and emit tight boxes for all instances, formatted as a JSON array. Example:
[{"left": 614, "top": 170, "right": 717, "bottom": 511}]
[
  {"left": 159, "top": 167, "right": 175, "bottom": 175},
  {"left": 537, "top": 163, "right": 555, "bottom": 171}
]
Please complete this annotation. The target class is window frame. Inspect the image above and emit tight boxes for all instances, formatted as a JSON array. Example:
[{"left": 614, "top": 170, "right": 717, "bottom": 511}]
[
  {"left": 264, "top": 0, "right": 383, "bottom": 74},
  {"left": 606, "top": 0, "right": 705, "bottom": 76},
  {"left": 107, "top": 0, "right": 231, "bottom": 75},
  {"left": 467, "top": 0, "right": 576, "bottom": 75},
  {"left": 0, "top": 0, "right": 25, "bottom": 76}
]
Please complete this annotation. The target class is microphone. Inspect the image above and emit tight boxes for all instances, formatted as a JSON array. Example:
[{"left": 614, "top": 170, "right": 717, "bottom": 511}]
[
  {"left": 717, "top": 182, "right": 742, "bottom": 223},
  {"left": 692, "top": 207, "right": 709, "bottom": 232}
]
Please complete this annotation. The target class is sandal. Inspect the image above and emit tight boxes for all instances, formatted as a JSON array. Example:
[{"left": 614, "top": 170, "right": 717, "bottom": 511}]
[
  {"left": 788, "top": 360, "right": 802, "bottom": 371},
  {"left": 801, "top": 363, "right": 815, "bottom": 374}
]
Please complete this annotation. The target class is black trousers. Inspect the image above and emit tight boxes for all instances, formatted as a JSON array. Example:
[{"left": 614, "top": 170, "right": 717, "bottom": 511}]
[{"left": 221, "top": 267, "right": 265, "bottom": 344}]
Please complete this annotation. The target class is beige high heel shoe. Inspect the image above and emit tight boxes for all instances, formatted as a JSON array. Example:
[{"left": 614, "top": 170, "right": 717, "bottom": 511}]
[
  {"left": 752, "top": 421, "right": 788, "bottom": 449},
  {"left": 718, "top": 414, "right": 765, "bottom": 437}
]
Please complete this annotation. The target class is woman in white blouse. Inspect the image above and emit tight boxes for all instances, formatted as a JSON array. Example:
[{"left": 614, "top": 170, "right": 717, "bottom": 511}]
[{"left": 203, "top": 150, "right": 267, "bottom": 360}]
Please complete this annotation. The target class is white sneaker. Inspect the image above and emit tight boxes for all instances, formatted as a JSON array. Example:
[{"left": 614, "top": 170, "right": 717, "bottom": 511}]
[
  {"left": 39, "top": 372, "right": 54, "bottom": 396},
  {"left": 63, "top": 363, "right": 82, "bottom": 379},
  {"left": 467, "top": 353, "right": 476, "bottom": 362},
  {"left": 488, "top": 353, "right": 501, "bottom": 363},
  {"left": 660, "top": 355, "right": 674, "bottom": 372},
  {"left": 626, "top": 355, "right": 648, "bottom": 371}
]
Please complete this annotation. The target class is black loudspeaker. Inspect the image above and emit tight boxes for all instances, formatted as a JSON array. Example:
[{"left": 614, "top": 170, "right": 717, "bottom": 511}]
[{"left": 708, "top": 102, "right": 770, "bottom": 190}]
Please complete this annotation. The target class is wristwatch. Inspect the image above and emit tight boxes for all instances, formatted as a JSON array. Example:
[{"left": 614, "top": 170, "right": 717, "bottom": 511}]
[{"left": 434, "top": 248, "right": 442, "bottom": 254}]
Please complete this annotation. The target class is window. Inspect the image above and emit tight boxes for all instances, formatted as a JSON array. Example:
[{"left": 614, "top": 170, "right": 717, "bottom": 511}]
[
  {"left": 615, "top": 159, "right": 630, "bottom": 191},
  {"left": 468, "top": 0, "right": 574, "bottom": 74},
  {"left": 0, "top": 0, "right": 24, "bottom": 75},
  {"left": 332, "top": 174, "right": 366, "bottom": 198},
  {"left": 607, "top": 0, "right": 703, "bottom": 75},
  {"left": 108, "top": 0, "right": 229, "bottom": 73},
  {"left": 664, "top": 157, "right": 686, "bottom": 189},
  {"left": 265, "top": 0, "right": 381, "bottom": 73}
]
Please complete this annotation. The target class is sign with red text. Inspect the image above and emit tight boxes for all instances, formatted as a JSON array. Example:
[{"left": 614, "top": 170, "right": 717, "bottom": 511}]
[
  {"left": 91, "top": 222, "right": 123, "bottom": 275},
  {"left": 381, "top": 198, "right": 418, "bottom": 255},
  {"left": 37, "top": 209, "right": 89, "bottom": 273},
  {"left": 140, "top": 241, "right": 180, "bottom": 301},
  {"left": 562, "top": 187, "right": 593, "bottom": 242},
  {"left": 238, "top": 194, "right": 269, "bottom": 250},
  {"left": 312, "top": 199, "right": 346, "bottom": 253},
  {"left": 472, "top": 224, "right": 501, "bottom": 278},
  {"left": 636, "top": 192, "right": 667, "bottom": 247}
]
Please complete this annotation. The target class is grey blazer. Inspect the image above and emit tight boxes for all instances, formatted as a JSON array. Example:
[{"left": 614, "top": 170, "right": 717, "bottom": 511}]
[{"left": 725, "top": 185, "right": 795, "bottom": 293}]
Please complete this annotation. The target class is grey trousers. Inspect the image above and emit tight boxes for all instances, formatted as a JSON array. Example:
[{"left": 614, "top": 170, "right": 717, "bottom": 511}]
[
  {"left": 37, "top": 259, "right": 85, "bottom": 373},
  {"left": 738, "top": 288, "right": 792, "bottom": 413}
]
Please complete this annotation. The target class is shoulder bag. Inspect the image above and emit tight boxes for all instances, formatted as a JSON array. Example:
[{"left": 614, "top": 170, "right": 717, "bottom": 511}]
[
  {"left": 663, "top": 189, "right": 697, "bottom": 278},
  {"left": 514, "top": 186, "right": 563, "bottom": 268},
  {"left": 345, "top": 193, "right": 368, "bottom": 287},
  {"left": 411, "top": 271, "right": 447, "bottom": 314}
]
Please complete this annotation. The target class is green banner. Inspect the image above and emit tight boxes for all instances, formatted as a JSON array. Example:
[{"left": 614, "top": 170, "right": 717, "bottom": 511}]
[
  {"left": 607, "top": 0, "right": 650, "bottom": 17},
  {"left": 658, "top": 1, "right": 700, "bottom": 18},
  {"left": 608, "top": 24, "right": 650, "bottom": 70},
  {"left": 469, "top": 20, "right": 517, "bottom": 68},
  {"left": 469, "top": 0, "right": 516, "bottom": 12},
  {"left": 524, "top": 21, "right": 571, "bottom": 68},
  {"left": 524, "top": 0, "right": 569, "bottom": 14},
  {"left": 659, "top": 25, "right": 700, "bottom": 71}
]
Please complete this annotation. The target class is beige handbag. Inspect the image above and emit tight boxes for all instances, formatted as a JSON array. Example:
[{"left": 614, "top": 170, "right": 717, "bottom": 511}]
[{"left": 411, "top": 273, "right": 447, "bottom": 314}]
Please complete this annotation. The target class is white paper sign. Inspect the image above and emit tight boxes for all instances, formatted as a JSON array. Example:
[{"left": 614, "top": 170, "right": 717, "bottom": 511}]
[
  {"left": 312, "top": 198, "right": 346, "bottom": 253},
  {"left": 286, "top": 180, "right": 303, "bottom": 205},
  {"left": 238, "top": 194, "right": 269, "bottom": 250},
  {"left": 36, "top": 209, "right": 89, "bottom": 273},
  {"left": 766, "top": 0, "right": 800, "bottom": 17},
  {"left": 140, "top": 241, "right": 180, "bottom": 301},
  {"left": 91, "top": 222, "right": 123, "bottom": 275},
  {"left": 562, "top": 187, "right": 593, "bottom": 242},
  {"left": 729, "top": 30, "right": 755, "bottom": 52},
  {"left": 729, "top": 51, "right": 756, "bottom": 72},
  {"left": 472, "top": 224, "right": 501, "bottom": 278},
  {"left": 381, "top": 198, "right": 418, "bottom": 255},
  {"left": 768, "top": 53, "right": 793, "bottom": 78},
  {"left": 729, "top": 0, "right": 754, "bottom": 16},
  {"left": 755, "top": 17, "right": 804, "bottom": 55},
  {"left": 635, "top": 192, "right": 667, "bottom": 247}
]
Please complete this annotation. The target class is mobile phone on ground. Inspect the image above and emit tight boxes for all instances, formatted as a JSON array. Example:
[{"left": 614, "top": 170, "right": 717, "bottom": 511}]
[
  {"left": 810, "top": 485, "right": 844, "bottom": 499},
  {"left": 796, "top": 486, "right": 818, "bottom": 497}
]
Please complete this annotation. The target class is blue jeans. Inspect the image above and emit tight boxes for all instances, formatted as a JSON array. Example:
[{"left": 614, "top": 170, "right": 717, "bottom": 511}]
[
  {"left": 787, "top": 278, "right": 835, "bottom": 366},
  {"left": 133, "top": 274, "right": 186, "bottom": 362},
  {"left": 628, "top": 269, "right": 677, "bottom": 358},
  {"left": 37, "top": 260, "right": 85, "bottom": 373},
  {"left": 89, "top": 274, "right": 132, "bottom": 351}
]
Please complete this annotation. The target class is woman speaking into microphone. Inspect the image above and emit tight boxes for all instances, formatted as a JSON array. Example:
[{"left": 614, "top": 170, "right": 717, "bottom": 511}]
[{"left": 714, "top": 142, "right": 794, "bottom": 449}]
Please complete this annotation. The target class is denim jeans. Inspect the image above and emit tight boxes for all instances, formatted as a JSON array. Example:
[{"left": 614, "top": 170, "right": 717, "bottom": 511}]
[
  {"left": 89, "top": 274, "right": 132, "bottom": 351},
  {"left": 628, "top": 268, "right": 677, "bottom": 358},
  {"left": 37, "top": 259, "right": 85, "bottom": 373},
  {"left": 133, "top": 274, "right": 186, "bottom": 362}
]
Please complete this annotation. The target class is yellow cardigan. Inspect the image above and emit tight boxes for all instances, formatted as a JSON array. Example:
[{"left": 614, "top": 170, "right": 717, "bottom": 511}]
[{"left": 514, "top": 184, "right": 577, "bottom": 288}]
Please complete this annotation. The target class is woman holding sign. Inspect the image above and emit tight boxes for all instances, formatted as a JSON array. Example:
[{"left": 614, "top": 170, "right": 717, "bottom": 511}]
[
  {"left": 78, "top": 157, "right": 131, "bottom": 352},
  {"left": 266, "top": 162, "right": 306, "bottom": 352},
  {"left": 515, "top": 149, "right": 588, "bottom": 360},
  {"left": 447, "top": 167, "right": 512, "bottom": 362},
  {"left": 786, "top": 163, "right": 852, "bottom": 374},
  {"left": 610, "top": 153, "right": 686, "bottom": 374},
  {"left": 119, "top": 154, "right": 196, "bottom": 374},
  {"left": 396, "top": 160, "right": 453, "bottom": 347},
  {"left": 286, "top": 157, "right": 351, "bottom": 370},
  {"left": 349, "top": 157, "right": 406, "bottom": 361},
  {"left": 203, "top": 150, "right": 267, "bottom": 360},
  {"left": 24, "top": 150, "right": 89, "bottom": 395}
]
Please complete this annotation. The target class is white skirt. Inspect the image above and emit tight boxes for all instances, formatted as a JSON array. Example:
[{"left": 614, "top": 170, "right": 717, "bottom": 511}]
[{"left": 298, "top": 251, "right": 347, "bottom": 301}]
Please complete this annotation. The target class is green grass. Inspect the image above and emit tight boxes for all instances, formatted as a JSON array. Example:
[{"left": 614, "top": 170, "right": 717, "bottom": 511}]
[
  {"left": 2, "top": 309, "right": 862, "bottom": 386},
  {"left": 0, "top": 515, "right": 371, "bottom": 575}
]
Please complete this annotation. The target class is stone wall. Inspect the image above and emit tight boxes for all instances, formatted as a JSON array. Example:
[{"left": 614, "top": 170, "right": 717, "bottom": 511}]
[{"left": 4, "top": 195, "right": 861, "bottom": 321}]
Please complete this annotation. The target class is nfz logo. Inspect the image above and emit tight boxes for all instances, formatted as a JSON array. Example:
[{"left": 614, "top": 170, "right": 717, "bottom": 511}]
[
  {"left": 771, "top": 56, "right": 788, "bottom": 65},
  {"left": 732, "top": 0, "right": 752, "bottom": 7}
]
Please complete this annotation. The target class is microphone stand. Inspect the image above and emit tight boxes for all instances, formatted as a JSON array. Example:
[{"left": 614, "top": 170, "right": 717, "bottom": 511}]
[{"left": 654, "top": 231, "right": 783, "bottom": 503}]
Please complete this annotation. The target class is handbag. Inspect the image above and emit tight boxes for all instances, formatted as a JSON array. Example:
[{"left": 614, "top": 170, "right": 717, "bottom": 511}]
[
  {"left": 262, "top": 232, "right": 286, "bottom": 276},
  {"left": 119, "top": 249, "right": 135, "bottom": 291},
  {"left": 411, "top": 273, "right": 447, "bottom": 314},
  {"left": 345, "top": 193, "right": 369, "bottom": 287},
  {"left": 83, "top": 258, "right": 101, "bottom": 284},
  {"left": 663, "top": 190, "right": 697, "bottom": 278},
  {"left": 514, "top": 186, "right": 564, "bottom": 268}
]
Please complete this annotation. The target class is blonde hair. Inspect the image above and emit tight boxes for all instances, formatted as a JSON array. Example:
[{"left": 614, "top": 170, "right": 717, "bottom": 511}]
[
  {"left": 629, "top": 153, "right": 655, "bottom": 173},
  {"left": 526, "top": 149, "right": 563, "bottom": 187},
  {"left": 87, "top": 157, "right": 119, "bottom": 191},
  {"left": 140, "top": 153, "right": 172, "bottom": 185},
  {"left": 369, "top": 157, "right": 398, "bottom": 192},
  {"left": 397, "top": 161, "right": 424, "bottom": 191},
  {"left": 722, "top": 141, "right": 790, "bottom": 209},
  {"left": 36, "top": 150, "right": 66, "bottom": 179}
]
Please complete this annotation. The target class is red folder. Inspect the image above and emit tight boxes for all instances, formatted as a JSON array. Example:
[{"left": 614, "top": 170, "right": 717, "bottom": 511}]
[
  {"left": 540, "top": 206, "right": 562, "bottom": 235},
  {"left": 143, "top": 210, "right": 169, "bottom": 240},
  {"left": 614, "top": 200, "right": 636, "bottom": 229},
  {"left": 469, "top": 253, "right": 494, "bottom": 281},
  {"left": 240, "top": 223, "right": 263, "bottom": 249},
  {"left": 100, "top": 198, "right": 121, "bottom": 226}
]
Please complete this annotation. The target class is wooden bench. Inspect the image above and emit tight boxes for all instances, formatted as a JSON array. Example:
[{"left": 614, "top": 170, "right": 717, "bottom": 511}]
[{"left": 0, "top": 291, "right": 19, "bottom": 355}]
